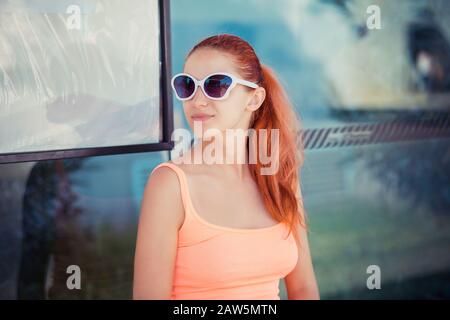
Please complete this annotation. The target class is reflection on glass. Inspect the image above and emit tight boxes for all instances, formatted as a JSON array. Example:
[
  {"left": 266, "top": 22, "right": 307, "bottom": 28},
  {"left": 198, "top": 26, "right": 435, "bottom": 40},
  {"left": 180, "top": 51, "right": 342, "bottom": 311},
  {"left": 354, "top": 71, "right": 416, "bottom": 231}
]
[
  {"left": 0, "top": 151, "right": 167, "bottom": 299},
  {"left": 170, "top": 0, "right": 450, "bottom": 299}
]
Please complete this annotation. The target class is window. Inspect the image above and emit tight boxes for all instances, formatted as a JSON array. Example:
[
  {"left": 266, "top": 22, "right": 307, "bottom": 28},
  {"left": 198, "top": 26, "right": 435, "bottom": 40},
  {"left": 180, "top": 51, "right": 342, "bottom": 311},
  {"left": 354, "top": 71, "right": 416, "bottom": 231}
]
[{"left": 0, "top": 0, "right": 173, "bottom": 164}]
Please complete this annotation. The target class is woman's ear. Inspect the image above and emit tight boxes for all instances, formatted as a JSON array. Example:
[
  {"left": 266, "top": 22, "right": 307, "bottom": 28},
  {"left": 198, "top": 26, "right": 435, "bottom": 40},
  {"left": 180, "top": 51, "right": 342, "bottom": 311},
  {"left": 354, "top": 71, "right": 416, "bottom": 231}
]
[{"left": 246, "top": 87, "right": 266, "bottom": 112}]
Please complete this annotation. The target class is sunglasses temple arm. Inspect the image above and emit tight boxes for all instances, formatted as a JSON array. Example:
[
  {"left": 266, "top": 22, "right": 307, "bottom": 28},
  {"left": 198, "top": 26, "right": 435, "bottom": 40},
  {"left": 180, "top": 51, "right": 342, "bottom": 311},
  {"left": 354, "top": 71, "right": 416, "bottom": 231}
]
[{"left": 236, "top": 79, "right": 259, "bottom": 88}]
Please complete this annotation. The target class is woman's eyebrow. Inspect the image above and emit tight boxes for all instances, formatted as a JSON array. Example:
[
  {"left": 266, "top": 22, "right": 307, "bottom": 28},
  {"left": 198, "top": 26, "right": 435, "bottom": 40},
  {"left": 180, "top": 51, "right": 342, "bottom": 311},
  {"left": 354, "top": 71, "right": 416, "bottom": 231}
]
[{"left": 183, "top": 72, "right": 199, "bottom": 79}]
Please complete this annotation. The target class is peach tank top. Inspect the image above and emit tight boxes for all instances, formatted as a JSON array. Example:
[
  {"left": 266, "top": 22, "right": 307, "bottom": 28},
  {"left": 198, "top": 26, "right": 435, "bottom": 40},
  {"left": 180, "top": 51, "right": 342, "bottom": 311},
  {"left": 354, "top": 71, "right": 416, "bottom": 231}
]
[{"left": 151, "top": 162, "right": 299, "bottom": 300}]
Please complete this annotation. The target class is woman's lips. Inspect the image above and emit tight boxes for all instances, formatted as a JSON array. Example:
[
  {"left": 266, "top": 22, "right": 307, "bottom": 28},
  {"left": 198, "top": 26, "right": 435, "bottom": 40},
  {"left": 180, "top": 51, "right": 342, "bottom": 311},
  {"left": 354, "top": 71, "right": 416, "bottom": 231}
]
[{"left": 191, "top": 115, "right": 214, "bottom": 121}]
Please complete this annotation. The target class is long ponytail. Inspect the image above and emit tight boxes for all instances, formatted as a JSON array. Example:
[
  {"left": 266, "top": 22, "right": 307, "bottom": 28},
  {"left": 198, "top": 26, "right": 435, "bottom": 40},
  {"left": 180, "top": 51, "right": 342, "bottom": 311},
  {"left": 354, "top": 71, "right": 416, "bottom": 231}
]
[{"left": 249, "top": 63, "right": 307, "bottom": 243}]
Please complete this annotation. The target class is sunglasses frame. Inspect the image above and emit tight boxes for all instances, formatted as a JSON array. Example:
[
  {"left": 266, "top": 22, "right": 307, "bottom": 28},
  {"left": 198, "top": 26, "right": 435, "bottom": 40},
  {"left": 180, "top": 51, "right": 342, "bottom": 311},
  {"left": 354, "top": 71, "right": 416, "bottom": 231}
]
[{"left": 171, "top": 72, "right": 259, "bottom": 101}]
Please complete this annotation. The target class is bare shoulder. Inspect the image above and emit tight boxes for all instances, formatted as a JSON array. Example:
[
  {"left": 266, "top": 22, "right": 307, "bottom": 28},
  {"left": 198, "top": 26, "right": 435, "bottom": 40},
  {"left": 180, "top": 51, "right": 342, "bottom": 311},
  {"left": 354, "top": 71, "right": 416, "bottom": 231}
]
[
  {"left": 142, "top": 162, "right": 184, "bottom": 230},
  {"left": 170, "top": 146, "right": 214, "bottom": 177},
  {"left": 146, "top": 162, "right": 185, "bottom": 199},
  {"left": 133, "top": 162, "right": 185, "bottom": 299}
]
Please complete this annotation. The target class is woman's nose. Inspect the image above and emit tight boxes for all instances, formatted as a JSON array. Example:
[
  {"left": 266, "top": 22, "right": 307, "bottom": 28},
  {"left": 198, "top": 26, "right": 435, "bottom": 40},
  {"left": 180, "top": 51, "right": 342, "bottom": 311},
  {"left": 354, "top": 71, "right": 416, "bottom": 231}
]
[{"left": 191, "top": 85, "right": 209, "bottom": 106}]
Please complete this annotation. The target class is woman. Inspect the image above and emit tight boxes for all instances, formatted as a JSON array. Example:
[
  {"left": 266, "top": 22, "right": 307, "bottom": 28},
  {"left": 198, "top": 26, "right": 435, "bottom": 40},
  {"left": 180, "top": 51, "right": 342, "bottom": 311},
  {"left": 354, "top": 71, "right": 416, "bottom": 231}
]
[{"left": 133, "top": 34, "right": 319, "bottom": 300}]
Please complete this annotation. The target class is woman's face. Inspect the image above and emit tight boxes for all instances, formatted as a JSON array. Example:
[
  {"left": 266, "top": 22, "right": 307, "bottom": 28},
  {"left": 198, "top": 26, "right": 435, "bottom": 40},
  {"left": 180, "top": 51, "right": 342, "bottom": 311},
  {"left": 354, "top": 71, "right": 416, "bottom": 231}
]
[{"left": 182, "top": 49, "right": 265, "bottom": 139}]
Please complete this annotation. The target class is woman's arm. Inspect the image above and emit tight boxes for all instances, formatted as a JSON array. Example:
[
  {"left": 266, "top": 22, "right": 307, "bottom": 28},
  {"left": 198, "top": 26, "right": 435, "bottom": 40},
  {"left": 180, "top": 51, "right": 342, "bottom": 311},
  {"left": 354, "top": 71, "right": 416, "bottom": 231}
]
[
  {"left": 284, "top": 223, "right": 320, "bottom": 300},
  {"left": 284, "top": 183, "right": 320, "bottom": 300},
  {"left": 133, "top": 166, "right": 184, "bottom": 299}
]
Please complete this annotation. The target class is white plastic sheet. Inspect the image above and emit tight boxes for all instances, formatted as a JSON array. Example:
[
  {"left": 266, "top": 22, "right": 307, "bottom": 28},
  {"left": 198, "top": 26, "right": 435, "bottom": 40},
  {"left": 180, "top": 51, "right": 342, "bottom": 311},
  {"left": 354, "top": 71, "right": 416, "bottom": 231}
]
[{"left": 0, "top": 0, "right": 161, "bottom": 153}]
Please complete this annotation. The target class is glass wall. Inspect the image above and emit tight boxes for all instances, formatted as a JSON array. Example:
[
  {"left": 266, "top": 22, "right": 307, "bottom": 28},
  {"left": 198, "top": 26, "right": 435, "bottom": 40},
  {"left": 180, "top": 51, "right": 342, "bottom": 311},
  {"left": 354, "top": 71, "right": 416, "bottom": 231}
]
[
  {"left": 171, "top": 0, "right": 450, "bottom": 299},
  {"left": 0, "top": 151, "right": 168, "bottom": 299},
  {"left": 0, "top": 0, "right": 162, "bottom": 156}
]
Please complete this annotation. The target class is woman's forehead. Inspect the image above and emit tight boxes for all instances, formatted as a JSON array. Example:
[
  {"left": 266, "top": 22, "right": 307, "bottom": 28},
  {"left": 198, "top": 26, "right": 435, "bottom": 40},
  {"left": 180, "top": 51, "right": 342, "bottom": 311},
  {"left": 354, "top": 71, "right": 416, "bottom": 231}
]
[{"left": 183, "top": 49, "right": 240, "bottom": 78}]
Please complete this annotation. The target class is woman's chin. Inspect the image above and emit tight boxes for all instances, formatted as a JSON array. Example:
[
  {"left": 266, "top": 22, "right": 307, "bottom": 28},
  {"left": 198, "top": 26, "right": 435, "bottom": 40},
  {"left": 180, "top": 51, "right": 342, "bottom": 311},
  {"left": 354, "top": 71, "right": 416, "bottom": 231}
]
[
  {"left": 192, "top": 123, "right": 223, "bottom": 140},
  {"left": 196, "top": 129, "right": 221, "bottom": 141}
]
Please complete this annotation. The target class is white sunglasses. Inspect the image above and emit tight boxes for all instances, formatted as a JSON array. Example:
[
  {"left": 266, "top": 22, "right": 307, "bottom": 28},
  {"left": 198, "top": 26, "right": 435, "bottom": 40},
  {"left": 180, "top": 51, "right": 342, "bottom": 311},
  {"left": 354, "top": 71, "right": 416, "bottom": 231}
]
[{"left": 171, "top": 72, "right": 259, "bottom": 101}]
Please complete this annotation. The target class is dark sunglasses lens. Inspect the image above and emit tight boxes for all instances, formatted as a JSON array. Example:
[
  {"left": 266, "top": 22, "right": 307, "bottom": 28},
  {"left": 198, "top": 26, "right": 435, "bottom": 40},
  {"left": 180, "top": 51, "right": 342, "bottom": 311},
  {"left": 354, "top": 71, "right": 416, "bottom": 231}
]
[
  {"left": 204, "top": 74, "right": 232, "bottom": 98},
  {"left": 174, "top": 75, "right": 195, "bottom": 98}
]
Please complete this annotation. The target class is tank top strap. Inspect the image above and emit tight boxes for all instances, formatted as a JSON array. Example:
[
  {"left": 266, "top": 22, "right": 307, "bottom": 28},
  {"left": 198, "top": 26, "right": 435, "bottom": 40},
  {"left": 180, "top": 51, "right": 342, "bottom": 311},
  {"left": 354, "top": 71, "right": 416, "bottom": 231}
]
[
  {"left": 151, "top": 162, "right": 192, "bottom": 216},
  {"left": 151, "top": 162, "right": 228, "bottom": 247}
]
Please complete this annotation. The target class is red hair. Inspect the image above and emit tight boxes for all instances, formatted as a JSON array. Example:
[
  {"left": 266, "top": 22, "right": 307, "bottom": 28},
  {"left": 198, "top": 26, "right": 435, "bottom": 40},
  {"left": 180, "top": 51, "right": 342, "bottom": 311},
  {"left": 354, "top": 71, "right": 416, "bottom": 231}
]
[{"left": 186, "top": 34, "right": 307, "bottom": 242}]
